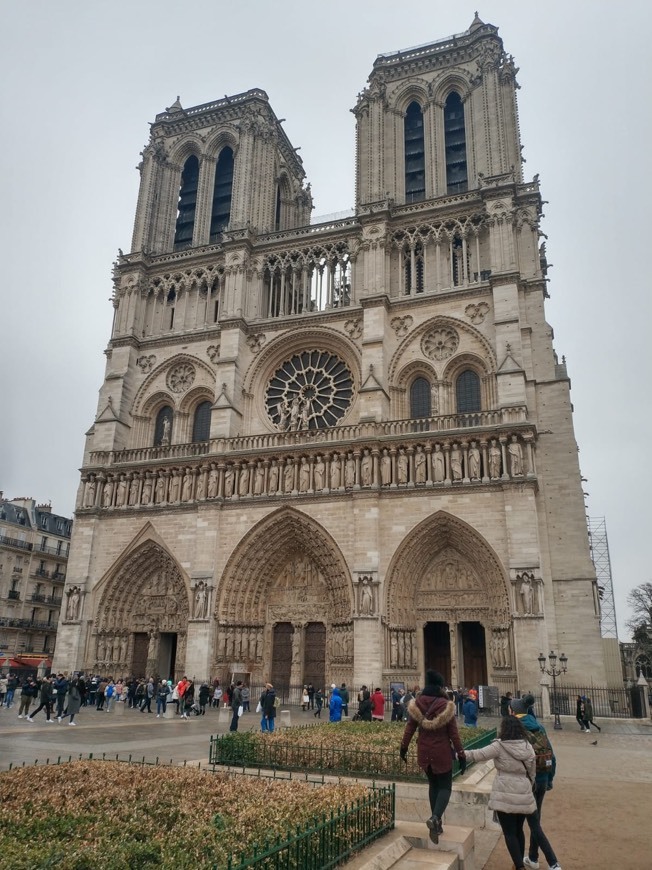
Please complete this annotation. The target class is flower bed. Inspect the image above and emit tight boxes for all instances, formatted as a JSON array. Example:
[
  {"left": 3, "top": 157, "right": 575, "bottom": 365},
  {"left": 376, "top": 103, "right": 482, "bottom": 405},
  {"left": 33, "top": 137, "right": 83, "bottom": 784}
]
[
  {"left": 0, "top": 760, "right": 392, "bottom": 868},
  {"left": 210, "top": 721, "right": 495, "bottom": 780}
]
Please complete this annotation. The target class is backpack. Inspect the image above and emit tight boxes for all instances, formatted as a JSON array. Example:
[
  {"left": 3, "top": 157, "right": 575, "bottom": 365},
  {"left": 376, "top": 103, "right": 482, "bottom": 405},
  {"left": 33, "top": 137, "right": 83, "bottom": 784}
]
[{"left": 526, "top": 728, "right": 553, "bottom": 773}]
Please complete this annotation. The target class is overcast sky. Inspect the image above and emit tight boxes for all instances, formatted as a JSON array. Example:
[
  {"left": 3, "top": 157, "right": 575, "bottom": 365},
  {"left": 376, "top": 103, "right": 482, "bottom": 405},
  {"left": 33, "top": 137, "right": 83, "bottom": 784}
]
[{"left": 1, "top": 1, "right": 650, "bottom": 640}]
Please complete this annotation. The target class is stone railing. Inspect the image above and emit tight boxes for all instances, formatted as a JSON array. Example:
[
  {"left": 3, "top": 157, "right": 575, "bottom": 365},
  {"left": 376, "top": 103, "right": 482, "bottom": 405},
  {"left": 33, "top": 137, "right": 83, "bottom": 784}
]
[
  {"left": 79, "top": 425, "right": 535, "bottom": 513},
  {"left": 87, "top": 408, "right": 528, "bottom": 468}
]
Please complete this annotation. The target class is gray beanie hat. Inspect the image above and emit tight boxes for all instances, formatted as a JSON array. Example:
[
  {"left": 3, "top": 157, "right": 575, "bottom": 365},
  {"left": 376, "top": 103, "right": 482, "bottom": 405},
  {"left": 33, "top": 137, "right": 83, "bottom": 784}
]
[{"left": 509, "top": 697, "right": 528, "bottom": 715}]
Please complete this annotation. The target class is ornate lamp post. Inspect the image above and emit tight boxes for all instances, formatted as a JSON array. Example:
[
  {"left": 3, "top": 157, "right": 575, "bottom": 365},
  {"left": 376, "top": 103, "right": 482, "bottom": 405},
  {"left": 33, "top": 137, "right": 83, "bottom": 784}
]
[{"left": 538, "top": 650, "right": 568, "bottom": 730}]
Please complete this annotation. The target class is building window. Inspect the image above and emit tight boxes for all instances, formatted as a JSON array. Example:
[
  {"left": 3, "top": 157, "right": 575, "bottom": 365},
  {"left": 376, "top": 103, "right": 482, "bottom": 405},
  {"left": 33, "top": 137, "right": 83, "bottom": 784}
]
[
  {"left": 456, "top": 370, "right": 481, "bottom": 413},
  {"left": 40, "top": 538, "right": 47, "bottom": 551},
  {"left": 192, "top": 401, "right": 212, "bottom": 443},
  {"left": 154, "top": 406, "right": 173, "bottom": 446},
  {"left": 275, "top": 185, "right": 282, "bottom": 231},
  {"left": 405, "top": 242, "right": 424, "bottom": 294},
  {"left": 404, "top": 102, "right": 425, "bottom": 202},
  {"left": 410, "top": 377, "right": 432, "bottom": 418},
  {"left": 173, "top": 155, "right": 200, "bottom": 251},
  {"left": 444, "top": 92, "right": 468, "bottom": 194},
  {"left": 210, "top": 146, "right": 234, "bottom": 243}
]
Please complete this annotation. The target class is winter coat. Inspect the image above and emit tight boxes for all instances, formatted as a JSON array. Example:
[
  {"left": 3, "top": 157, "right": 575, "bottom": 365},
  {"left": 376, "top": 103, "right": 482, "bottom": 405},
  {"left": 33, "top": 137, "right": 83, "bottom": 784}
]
[
  {"left": 584, "top": 698, "right": 594, "bottom": 721},
  {"left": 329, "top": 688, "right": 343, "bottom": 722},
  {"left": 39, "top": 680, "right": 54, "bottom": 703},
  {"left": 464, "top": 739, "right": 537, "bottom": 814},
  {"left": 66, "top": 683, "right": 82, "bottom": 715},
  {"left": 198, "top": 685, "right": 210, "bottom": 705},
  {"left": 516, "top": 712, "right": 556, "bottom": 787},
  {"left": 260, "top": 688, "right": 276, "bottom": 718},
  {"left": 462, "top": 697, "right": 478, "bottom": 726},
  {"left": 358, "top": 694, "right": 372, "bottom": 721},
  {"left": 401, "top": 694, "right": 465, "bottom": 774},
  {"left": 371, "top": 690, "right": 385, "bottom": 718},
  {"left": 499, "top": 694, "right": 512, "bottom": 717}
]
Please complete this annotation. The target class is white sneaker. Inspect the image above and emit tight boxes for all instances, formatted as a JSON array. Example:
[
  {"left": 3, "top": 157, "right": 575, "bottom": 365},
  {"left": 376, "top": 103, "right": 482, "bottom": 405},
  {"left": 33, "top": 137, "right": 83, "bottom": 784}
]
[
  {"left": 549, "top": 864, "right": 562, "bottom": 870},
  {"left": 523, "top": 858, "right": 540, "bottom": 869},
  {"left": 26, "top": 717, "right": 34, "bottom": 723},
  {"left": 18, "top": 714, "right": 23, "bottom": 719},
  {"left": 156, "top": 714, "right": 160, "bottom": 718},
  {"left": 57, "top": 717, "right": 62, "bottom": 723},
  {"left": 69, "top": 721, "right": 76, "bottom": 726},
  {"left": 46, "top": 718, "right": 54, "bottom": 723}
]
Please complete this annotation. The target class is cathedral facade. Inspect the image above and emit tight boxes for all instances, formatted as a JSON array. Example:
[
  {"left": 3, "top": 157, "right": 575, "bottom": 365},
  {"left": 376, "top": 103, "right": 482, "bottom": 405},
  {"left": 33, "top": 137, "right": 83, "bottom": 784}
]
[{"left": 53, "top": 16, "right": 607, "bottom": 693}]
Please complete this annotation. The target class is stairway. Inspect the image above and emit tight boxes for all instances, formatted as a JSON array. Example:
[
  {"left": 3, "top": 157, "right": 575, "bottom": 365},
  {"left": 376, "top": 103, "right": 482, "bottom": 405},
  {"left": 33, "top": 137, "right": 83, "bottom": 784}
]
[{"left": 345, "top": 820, "right": 477, "bottom": 870}]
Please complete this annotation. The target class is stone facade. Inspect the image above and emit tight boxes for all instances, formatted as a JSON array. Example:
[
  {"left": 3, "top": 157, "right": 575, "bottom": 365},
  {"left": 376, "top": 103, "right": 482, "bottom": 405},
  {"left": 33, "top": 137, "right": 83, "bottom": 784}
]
[{"left": 53, "top": 16, "right": 607, "bottom": 692}]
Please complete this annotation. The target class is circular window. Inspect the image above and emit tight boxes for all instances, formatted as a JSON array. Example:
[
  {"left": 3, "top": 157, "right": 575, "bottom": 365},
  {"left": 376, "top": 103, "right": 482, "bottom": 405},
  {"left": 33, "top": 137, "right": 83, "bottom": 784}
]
[{"left": 265, "top": 351, "right": 353, "bottom": 430}]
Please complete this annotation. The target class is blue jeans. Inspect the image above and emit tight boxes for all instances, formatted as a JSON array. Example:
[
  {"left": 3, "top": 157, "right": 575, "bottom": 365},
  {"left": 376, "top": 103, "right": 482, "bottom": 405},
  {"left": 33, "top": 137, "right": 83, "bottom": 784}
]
[
  {"left": 261, "top": 715, "right": 275, "bottom": 732},
  {"left": 5, "top": 689, "right": 15, "bottom": 707},
  {"left": 156, "top": 698, "right": 167, "bottom": 715}
]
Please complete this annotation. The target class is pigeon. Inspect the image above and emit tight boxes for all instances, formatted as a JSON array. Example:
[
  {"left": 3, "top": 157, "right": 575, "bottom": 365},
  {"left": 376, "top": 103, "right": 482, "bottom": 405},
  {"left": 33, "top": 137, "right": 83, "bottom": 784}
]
[{"left": 591, "top": 740, "right": 598, "bottom": 745}]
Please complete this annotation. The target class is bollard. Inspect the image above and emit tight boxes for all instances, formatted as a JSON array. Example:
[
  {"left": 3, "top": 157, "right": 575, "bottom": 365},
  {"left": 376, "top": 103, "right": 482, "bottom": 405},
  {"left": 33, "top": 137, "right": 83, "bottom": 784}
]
[{"left": 279, "top": 710, "right": 292, "bottom": 728}]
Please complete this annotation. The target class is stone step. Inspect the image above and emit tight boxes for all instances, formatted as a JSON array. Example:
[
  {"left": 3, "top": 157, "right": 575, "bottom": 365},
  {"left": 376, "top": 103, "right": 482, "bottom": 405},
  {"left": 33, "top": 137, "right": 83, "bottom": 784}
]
[
  {"left": 399, "top": 821, "right": 476, "bottom": 870},
  {"left": 344, "top": 827, "right": 458, "bottom": 870}
]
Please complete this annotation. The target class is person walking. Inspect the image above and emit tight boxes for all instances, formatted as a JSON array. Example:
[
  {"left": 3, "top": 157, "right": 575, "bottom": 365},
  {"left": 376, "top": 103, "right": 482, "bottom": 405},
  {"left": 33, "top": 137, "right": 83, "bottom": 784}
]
[
  {"left": 140, "top": 678, "right": 154, "bottom": 714},
  {"left": 156, "top": 679, "right": 169, "bottom": 717},
  {"left": 241, "top": 683, "right": 250, "bottom": 713},
  {"left": 340, "top": 683, "right": 349, "bottom": 717},
  {"left": 462, "top": 693, "right": 478, "bottom": 726},
  {"left": 400, "top": 671, "right": 466, "bottom": 844},
  {"left": 391, "top": 686, "right": 404, "bottom": 722},
  {"left": 17, "top": 676, "right": 38, "bottom": 719},
  {"left": 582, "top": 696, "right": 601, "bottom": 732},
  {"left": 575, "top": 695, "right": 587, "bottom": 732},
  {"left": 229, "top": 680, "right": 243, "bottom": 731},
  {"left": 307, "top": 683, "right": 315, "bottom": 710},
  {"left": 313, "top": 687, "right": 323, "bottom": 718},
  {"left": 182, "top": 680, "right": 195, "bottom": 719},
  {"left": 500, "top": 691, "right": 513, "bottom": 717},
  {"left": 104, "top": 679, "right": 115, "bottom": 712},
  {"left": 27, "top": 676, "right": 55, "bottom": 723},
  {"left": 58, "top": 677, "right": 82, "bottom": 726},
  {"left": 329, "top": 685, "right": 343, "bottom": 722},
  {"left": 5, "top": 673, "right": 18, "bottom": 708},
  {"left": 259, "top": 682, "right": 277, "bottom": 732},
  {"left": 198, "top": 682, "right": 210, "bottom": 715},
  {"left": 357, "top": 689, "right": 372, "bottom": 721},
  {"left": 464, "top": 715, "right": 562, "bottom": 870},
  {"left": 371, "top": 687, "right": 385, "bottom": 721},
  {"left": 95, "top": 678, "right": 107, "bottom": 711}
]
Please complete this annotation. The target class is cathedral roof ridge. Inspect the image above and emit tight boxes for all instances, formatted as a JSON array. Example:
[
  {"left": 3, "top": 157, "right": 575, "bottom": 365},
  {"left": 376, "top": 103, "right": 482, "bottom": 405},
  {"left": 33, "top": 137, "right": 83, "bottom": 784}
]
[
  {"left": 154, "top": 88, "right": 270, "bottom": 123},
  {"left": 374, "top": 18, "right": 498, "bottom": 67}
]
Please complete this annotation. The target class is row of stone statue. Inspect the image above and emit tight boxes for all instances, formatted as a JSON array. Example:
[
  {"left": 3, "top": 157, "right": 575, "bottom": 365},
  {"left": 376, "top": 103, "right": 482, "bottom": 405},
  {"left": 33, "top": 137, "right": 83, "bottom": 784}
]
[
  {"left": 389, "top": 629, "right": 418, "bottom": 669},
  {"left": 95, "top": 633, "right": 129, "bottom": 665},
  {"left": 216, "top": 626, "right": 264, "bottom": 662},
  {"left": 82, "top": 434, "right": 532, "bottom": 509},
  {"left": 489, "top": 629, "right": 512, "bottom": 669}
]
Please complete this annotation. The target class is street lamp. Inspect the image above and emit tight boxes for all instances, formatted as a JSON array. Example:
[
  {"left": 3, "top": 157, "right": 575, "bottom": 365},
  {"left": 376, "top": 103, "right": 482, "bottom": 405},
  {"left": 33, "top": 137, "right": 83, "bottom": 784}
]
[{"left": 538, "top": 650, "right": 568, "bottom": 730}]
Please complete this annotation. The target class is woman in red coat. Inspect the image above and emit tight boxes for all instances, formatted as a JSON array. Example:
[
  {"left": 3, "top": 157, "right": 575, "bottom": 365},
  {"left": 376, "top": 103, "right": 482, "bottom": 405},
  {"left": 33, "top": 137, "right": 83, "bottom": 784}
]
[
  {"left": 400, "top": 671, "right": 466, "bottom": 843},
  {"left": 371, "top": 687, "right": 386, "bottom": 720}
]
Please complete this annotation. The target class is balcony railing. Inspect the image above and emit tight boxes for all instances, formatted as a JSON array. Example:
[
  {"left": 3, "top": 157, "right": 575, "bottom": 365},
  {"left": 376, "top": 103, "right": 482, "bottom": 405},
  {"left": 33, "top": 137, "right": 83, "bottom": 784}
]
[
  {"left": 0, "top": 617, "right": 57, "bottom": 631},
  {"left": 51, "top": 573, "right": 66, "bottom": 584},
  {"left": 30, "top": 593, "right": 47, "bottom": 603},
  {"left": 0, "top": 535, "right": 32, "bottom": 552},
  {"left": 33, "top": 542, "right": 68, "bottom": 558},
  {"left": 8, "top": 590, "right": 20, "bottom": 601}
]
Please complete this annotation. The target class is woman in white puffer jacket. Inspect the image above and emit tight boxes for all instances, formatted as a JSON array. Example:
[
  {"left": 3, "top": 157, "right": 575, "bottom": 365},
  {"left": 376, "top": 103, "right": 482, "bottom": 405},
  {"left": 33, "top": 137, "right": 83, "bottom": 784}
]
[{"left": 465, "top": 716, "right": 562, "bottom": 870}]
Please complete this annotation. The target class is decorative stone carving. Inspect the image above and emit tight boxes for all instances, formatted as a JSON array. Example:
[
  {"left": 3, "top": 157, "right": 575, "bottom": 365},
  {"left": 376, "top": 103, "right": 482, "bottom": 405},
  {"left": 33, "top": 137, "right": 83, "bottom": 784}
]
[
  {"left": 421, "top": 327, "right": 459, "bottom": 361},
  {"left": 508, "top": 435, "right": 523, "bottom": 476},
  {"left": 192, "top": 581, "right": 210, "bottom": 620},
  {"left": 397, "top": 448, "right": 408, "bottom": 484},
  {"left": 344, "top": 318, "right": 362, "bottom": 340},
  {"left": 380, "top": 449, "right": 392, "bottom": 486},
  {"left": 488, "top": 439, "right": 502, "bottom": 479},
  {"left": 167, "top": 362, "right": 196, "bottom": 393},
  {"left": 206, "top": 344, "right": 220, "bottom": 364},
  {"left": 83, "top": 477, "right": 97, "bottom": 508},
  {"left": 356, "top": 574, "right": 378, "bottom": 617},
  {"left": 390, "top": 315, "right": 413, "bottom": 337},
  {"left": 465, "top": 302, "right": 490, "bottom": 324},
  {"left": 450, "top": 444, "right": 463, "bottom": 481},
  {"left": 432, "top": 444, "right": 445, "bottom": 482},
  {"left": 490, "top": 628, "right": 511, "bottom": 669},
  {"left": 160, "top": 416, "right": 171, "bottom": 446},
  {"left": 468, "top": 441, "right": 481, "bottom": 480},
  {"left": 246, "top": 332, "right": 266, "bottom": 353},
  {"left": 414, "top": 445, "right": 426, "bottom": 484},
  {"left": 314, "top": 455, "right": 325, "bottom": 490},
  {"left": 136, "top": 354, "right": 157, "bottom": 373}
]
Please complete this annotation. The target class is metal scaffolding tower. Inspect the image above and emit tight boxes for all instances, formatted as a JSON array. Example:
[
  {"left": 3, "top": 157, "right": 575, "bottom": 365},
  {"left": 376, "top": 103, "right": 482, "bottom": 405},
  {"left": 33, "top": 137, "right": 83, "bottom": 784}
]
[{"left": 588, "top": 517, "right": 618, "bottom": 639}]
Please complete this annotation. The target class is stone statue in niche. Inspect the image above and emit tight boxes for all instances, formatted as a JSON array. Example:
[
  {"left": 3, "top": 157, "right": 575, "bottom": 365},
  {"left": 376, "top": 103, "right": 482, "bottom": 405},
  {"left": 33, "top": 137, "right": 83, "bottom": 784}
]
[
  {"left": 193, "top": 581, "right": 209, "bottom": 619},
  {"left": 489, "top": 439, "right": 501, "bottom": 479},
  {"left": 431, "top": 383, "right": 439, "bottom": 414},
  {"left": 359, "top": 577, "right": 374, "bottom": 616},
  {"left": 224, "top": 466, "right": 235, "bottom": 498},
  {"left": 390, "top": 631, "right": 398, "bottom": 667},
  {"left": 182, "top": 470, "right": 194, "bottom": 501},
  {"left": 254, "top": 462, "right": 265, "bottom": 495},
  {"left": 268, "top": 461, "right": 279, "bottom": 494},
  {"left": 128, "top": 476, "right": 139, "bottom": 506},
  {"left": 299, "top": 457, "right": 310, "bottom": 492},
  {"left": 361, "top": 449, "right": 372, "bottom": 486},
  {"left": 509, "top": 435, "right": 523, "bottom": 476},
  {"left": 141, "top": 475, "right": 153, "bottom": 505},
  {"left": 208, "top": 467, "right": 219, "bottom": 498},
  {"left": 84, "top": 478, "right": 96, "bottom": 508},
  {"left": 414, "top": 445, "right": 426, "bottom": 484},
  {"left": 519, "top": 573, "right": 535, "bottom": 614},
  {"left": 169, "top": 470, "right": 181, "bottom": 502},
  {"left": 283, "top": 460, "right": 294, "bottom": 493},
  {"left": 451, "top": 445, "right": 463, "bottom": 481},
  {"left": 468, "top": 441, "right": 481, "bottom": 479},
  {"left": 119, "top": 635, "right": 128, "bottom": 662},
  {"left": 500, "top": 633, "right": 510, "bottom": 668},
  {"left": 196, "top": 472, "right": 206, "bottom": 501},
  {"left": 96, "top": 635, "right": 106, "bottom": 662},
  {"left": 155, "top": 474, "right": 166, "bottom": 503},
  {"left": 160, "top": 415, "right": 171, "bottom": 446},
  {"left": 432, "top": 444, "right": 445, "bottom": 482},
  {"left": 380, "top": 449, "right": 392, "bottom": 486},
  {"left": 238, "top": 465, "right": 249, "bottom": 497},
  {"left": 65, "top": 586, "right": 81, "bottom": 620},
  {"left": 102, "top": 479, "right": 114, "bottom": 508},
  {"left": 115, "top": 475, "right": 127, "bottom": 507},
  {"left": 314, "top": 456, "right": 325, "bottom": 490},
  {"left": 345, "top": 453, "right": 355, "bottom": 488},
  {"left": 330, "top": 454, "right": 341, "bottom": 489},
  {"left": 397, "top": 449, "right": 408, "bottom": 484}
]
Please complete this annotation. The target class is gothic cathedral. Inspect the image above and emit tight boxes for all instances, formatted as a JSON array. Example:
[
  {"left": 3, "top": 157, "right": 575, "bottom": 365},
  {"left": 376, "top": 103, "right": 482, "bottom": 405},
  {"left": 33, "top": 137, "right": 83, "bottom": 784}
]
[{"left": 54, "top": 16, "right": 607, "bottom": 693}]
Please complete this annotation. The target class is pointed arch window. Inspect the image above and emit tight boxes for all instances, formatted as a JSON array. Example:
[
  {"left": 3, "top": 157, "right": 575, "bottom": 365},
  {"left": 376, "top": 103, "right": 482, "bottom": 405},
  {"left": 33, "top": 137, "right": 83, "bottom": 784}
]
[
  {"left": 173, "top": 155, "right": 199, "bottom": 251},
  {"left": 405, "top": 242, "right": 424, "bottom": 294},
  {"left": 456, "top": 370, "right": 481, "bottom": 413},
  {"left": 404, "top": 102, "right": 425, "bottom": 202},
  {"left": 410, "top": 377, "right": 432, "bottom": 418},
  {"left": 154, "top": 406, "right": 173, "bottom": 446},
  {"left": 275, "top": 184, "right": 282, "bottom": 231},
  {"left": 192, "top": 400, "right": 212, "bottom": 443},
  {"left": 210, "top": 146, "right": 234, "bottom": 243},
  {"left": 444, "top": 92, "right": 468, "bottom": 194}
]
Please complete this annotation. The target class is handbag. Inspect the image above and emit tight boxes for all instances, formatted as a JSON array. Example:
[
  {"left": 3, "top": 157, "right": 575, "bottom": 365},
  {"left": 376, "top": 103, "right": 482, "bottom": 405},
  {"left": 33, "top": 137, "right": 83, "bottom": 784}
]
[
  {"left": 256, "top": 701, "right": 262, "bottom": 713},
  {"left": 237, "top": 704, "right": 244, "bottom": 717}
]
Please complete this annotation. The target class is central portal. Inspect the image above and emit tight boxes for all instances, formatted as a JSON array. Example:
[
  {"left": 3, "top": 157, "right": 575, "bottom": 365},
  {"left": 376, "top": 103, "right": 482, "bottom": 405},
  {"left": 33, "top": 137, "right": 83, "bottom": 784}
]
[
  {"left": 460, "top": 621, "right": 487, "bottom": 687},
  {"left": 424, "top": 622, "right": 451, "bottom": 685},
  {"left": 303, "top": 622, "right": 326, "bottom": 689}
]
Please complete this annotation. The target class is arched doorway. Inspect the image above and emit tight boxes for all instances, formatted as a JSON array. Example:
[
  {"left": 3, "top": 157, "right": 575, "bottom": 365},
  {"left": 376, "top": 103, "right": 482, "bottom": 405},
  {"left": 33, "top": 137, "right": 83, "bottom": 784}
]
[
  {"left": 93, "top": 541, "right": 190, "bottom": 680},
  {"left": 216, "top": 508, "right": 352, "bottom": 688},
  {"left": 385, "top": 512, "right": 511, "bottom": 689}
]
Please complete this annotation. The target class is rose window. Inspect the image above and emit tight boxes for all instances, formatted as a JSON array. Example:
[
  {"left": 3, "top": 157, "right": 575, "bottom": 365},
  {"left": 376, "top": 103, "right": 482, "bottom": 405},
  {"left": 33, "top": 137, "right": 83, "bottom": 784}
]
[
  {"left": 266, "top": 351, "right": 353, "bottom": 430},
  {"left": 167, "top": 363, "right": 196, "bottom": 393},
  {"left": 421, "top": 327, "right": 459, "bottom": 361}
]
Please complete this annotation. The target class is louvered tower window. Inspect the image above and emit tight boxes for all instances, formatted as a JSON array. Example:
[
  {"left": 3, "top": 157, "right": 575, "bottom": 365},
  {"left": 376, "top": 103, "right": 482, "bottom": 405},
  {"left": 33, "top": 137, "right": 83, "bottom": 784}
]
[
  {"left": 210, "top": 147, "right": 234, "bottom": 243},
  {"left": 404, "top": 102, "right": 425, "bottom": 202},
  {"left": 456, "top": 370, "right": 481, "bottom": 413},
  {"left": 444, "top": 92, "right": 468, "bottom": 194},
  {"left": 192, "top": 401, "right": 212, "bottom": 443},
  {"left": 275, "top": 185, "right": 282, "bottom": 231},
  {"left": 410, "top": 377, "right": 432, "bottom": 418},
  {"left": 173, "top": 156, "right": 199, "bottom": 251}
]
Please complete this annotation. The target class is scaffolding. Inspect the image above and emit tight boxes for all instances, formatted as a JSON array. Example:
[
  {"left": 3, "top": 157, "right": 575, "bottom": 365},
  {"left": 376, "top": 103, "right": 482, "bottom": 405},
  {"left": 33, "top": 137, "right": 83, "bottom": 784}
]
[{"left": 588, "top": 517, "right": 618, "bottom": 639}]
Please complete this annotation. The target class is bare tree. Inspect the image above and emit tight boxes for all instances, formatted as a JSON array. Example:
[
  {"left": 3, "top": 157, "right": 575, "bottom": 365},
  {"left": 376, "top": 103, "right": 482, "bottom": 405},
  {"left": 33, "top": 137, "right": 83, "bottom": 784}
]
[{"left": 626, "top": 582, "right": 652, "bottom": 653}]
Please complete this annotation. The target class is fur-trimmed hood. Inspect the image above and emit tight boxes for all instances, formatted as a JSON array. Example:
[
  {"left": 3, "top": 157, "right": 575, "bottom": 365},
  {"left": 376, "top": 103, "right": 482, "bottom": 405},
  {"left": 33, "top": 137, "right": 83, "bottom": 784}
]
[{"left": 407, "top": 696, "right": 455, "bottom": 730}]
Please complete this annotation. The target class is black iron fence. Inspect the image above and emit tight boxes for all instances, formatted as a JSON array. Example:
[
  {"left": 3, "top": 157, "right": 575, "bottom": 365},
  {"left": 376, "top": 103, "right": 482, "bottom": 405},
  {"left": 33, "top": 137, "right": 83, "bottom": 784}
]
[
  {"left": 527, "top": 685, "right": 648, "bottom": 720},
  {"left": 209, "top": 726, "right": 496, "bottom": 781}
]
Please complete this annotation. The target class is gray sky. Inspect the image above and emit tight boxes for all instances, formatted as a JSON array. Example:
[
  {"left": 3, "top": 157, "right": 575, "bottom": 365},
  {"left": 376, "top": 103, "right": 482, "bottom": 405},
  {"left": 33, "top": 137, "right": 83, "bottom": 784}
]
[{"left": 1, "top": 1, "right": 650, "bottom": 640}]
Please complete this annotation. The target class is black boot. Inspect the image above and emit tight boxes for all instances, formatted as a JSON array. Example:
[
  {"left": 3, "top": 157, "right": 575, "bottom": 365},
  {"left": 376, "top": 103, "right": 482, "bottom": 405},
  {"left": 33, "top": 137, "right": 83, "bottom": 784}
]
[{"left": 426, "top": 815, "right": 441, "bottom": 844}]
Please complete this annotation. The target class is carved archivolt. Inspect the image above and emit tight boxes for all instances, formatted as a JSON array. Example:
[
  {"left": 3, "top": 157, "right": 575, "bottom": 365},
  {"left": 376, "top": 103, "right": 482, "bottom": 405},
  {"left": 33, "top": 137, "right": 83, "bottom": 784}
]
[
  {"left": 384, "top": 511, "right": 510, "bottom": 627},
  {"left": 217, "top": 507, "right": 352, "bottom": 625},
  {"left": 421, "top": 327, "right": 459, "bottom": 361}
]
